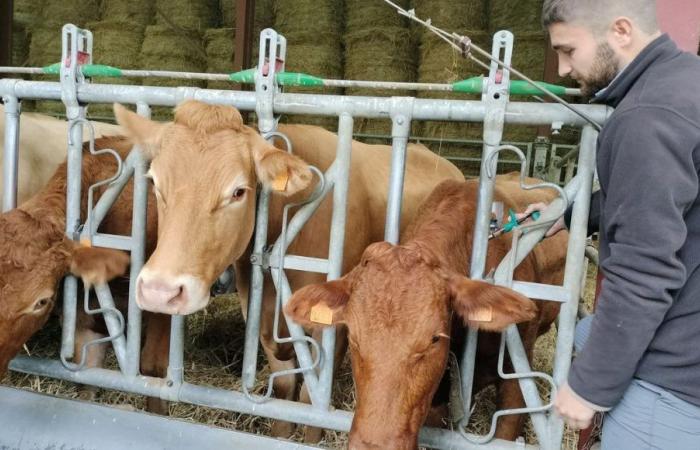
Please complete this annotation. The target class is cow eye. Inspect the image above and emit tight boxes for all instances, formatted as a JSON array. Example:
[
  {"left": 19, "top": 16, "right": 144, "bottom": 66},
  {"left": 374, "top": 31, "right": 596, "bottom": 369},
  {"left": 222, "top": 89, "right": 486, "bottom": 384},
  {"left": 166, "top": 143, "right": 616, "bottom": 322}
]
[
  {"left": 431, "top": 335, "right": 440, "bottom": 344},
  {"left": 33, "top": 297, "right": 53, "bottom": 312},
  {"left": 232, "top": 188, "right": 247, "bottom": 201}
]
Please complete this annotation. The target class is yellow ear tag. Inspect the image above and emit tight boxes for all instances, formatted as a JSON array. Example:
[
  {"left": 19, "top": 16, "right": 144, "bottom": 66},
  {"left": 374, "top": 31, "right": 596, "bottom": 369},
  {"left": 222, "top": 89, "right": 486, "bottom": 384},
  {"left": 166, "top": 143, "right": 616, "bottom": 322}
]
[
  {"left": 272, "top": 170, "right": 289, "bottom": 192},
  {"left": 79, "top": 238, "right": 92, "bottom": 248},
  {"left": 310, "top": 303, "right": 334, "bottom": 325},
  {"left": 468, "top": 306, "right": 493, "bottom": 322}
]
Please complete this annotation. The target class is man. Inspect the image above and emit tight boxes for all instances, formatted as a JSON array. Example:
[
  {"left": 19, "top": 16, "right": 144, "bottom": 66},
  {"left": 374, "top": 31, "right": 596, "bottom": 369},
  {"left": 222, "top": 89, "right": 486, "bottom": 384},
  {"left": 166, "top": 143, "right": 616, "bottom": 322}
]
[{"left": 523, "top": 1, "right": 700, "bottom": 448}]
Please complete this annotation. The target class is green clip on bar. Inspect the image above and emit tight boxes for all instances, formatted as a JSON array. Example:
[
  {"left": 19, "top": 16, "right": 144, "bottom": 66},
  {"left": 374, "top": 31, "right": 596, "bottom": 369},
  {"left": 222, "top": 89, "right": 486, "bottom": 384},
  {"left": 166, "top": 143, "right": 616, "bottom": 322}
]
[
  {"left": 43, "top": 63, "right": 123, "bottom": 78},
  {"left": 229, "top": 69, "right": 324, "bottom": 87},
  {"left": 452, "top": 76, "right": 568, "bottom": 96}
]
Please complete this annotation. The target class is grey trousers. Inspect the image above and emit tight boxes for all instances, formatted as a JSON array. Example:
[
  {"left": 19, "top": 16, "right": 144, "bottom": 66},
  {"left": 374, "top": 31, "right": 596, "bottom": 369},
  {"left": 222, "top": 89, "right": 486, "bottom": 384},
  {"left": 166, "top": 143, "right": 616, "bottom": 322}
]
[{"left": 574, "top": 315, "right": 700, "bottom": 450}]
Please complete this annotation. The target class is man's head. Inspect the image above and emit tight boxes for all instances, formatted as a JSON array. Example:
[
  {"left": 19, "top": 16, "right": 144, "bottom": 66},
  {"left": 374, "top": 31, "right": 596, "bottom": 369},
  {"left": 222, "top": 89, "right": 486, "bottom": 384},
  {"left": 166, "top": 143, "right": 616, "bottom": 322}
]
[{"left": 542, "top": 0, "right": 661, "bottom": 97}]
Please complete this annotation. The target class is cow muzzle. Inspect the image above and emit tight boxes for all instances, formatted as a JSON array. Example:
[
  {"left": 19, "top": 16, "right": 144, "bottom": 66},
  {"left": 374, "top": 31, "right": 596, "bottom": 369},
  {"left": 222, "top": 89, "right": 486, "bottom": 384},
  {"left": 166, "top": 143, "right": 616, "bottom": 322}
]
[{"left": 136, "top": 268, "right": 209, "bottom": 315}]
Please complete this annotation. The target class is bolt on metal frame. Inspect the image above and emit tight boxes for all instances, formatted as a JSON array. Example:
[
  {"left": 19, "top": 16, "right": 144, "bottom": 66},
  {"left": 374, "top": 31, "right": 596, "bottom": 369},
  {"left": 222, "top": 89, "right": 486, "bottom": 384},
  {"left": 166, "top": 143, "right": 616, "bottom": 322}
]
[{"left": 1, "top": 25, "right": 610, "bottom": 450}]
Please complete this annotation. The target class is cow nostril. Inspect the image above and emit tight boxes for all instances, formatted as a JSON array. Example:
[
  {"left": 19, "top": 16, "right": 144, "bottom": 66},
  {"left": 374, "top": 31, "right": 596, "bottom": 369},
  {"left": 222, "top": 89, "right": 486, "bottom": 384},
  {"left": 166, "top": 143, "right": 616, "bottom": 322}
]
[{"left": 166, "top": 285, "right": 185, "bottom": 307}]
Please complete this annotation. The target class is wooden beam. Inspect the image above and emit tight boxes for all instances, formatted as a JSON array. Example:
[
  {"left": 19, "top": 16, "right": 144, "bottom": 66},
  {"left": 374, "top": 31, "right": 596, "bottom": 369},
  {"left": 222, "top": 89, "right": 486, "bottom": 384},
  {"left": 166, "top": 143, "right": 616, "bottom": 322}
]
[
  {"left": 536, "top": 35, "right": 559, "bottom": 137},
  {"left": 0, "top": 0, "right": 13, "bottom": 66},
  {"left": 233, "top": 0, "right": 255, "bottom": 75}
]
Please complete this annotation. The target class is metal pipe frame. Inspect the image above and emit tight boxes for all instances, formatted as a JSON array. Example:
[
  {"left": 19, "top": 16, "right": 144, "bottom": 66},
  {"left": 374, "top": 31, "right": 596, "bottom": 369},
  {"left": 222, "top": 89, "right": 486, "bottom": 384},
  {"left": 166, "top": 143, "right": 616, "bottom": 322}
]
[
  {"left": 2, "top": 27, "right": 605, "bottom": 450},
  {"left": 1, "top": 94, "right": 20, "bottom": 211}
]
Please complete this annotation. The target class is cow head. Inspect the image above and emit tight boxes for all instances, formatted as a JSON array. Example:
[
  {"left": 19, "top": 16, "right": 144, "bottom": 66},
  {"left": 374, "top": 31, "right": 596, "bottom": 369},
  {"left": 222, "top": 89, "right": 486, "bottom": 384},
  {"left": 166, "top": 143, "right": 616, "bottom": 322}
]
[
  {"left": 114, "top": 101, "right": 313, "bottom": 315},
  {"left": 286, "top": 241, "right": 537, "bottom": 450},
  {"left": 0, "top": 209, "right": 130, "bottom": 375}
]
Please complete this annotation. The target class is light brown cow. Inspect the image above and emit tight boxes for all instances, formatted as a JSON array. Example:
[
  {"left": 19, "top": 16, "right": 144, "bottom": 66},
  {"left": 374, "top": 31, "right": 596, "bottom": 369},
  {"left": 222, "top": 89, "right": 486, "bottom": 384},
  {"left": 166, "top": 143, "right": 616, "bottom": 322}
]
[
  {"left": 113, "top": 100, "right": 464, "bottom": 439},
  {"left": 0, "top": 136, "right": 169, "bottom": 413},
  {"left": 0, "top": 104, "right": 122, "bottom": 205},
  {"left": 286, "top": 177, "right": 568, "bottom": 449}
]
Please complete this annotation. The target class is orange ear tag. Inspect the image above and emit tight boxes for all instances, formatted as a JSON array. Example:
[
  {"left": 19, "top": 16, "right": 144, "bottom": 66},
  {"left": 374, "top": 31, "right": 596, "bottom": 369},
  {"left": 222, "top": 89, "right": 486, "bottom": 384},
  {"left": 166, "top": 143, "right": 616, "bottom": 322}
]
[
  {"left": 272, "top": 170, "right": 289, "bottom": 191},
  {"left": 310, "top": 303, "right": 334, "bottom": 325},
  {"left": 468, "top": 306, "right": 493, "bottom": 322},
  {"left": 79, "top": 238, "right": 92, "bottom": 248}
]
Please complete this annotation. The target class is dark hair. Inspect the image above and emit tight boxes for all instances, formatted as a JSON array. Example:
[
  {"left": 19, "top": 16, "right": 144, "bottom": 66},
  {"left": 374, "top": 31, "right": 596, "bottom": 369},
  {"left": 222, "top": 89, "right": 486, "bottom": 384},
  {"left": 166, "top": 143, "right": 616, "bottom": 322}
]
[{"left": 542, "top": 0, "right": 659, "bottom": 34}]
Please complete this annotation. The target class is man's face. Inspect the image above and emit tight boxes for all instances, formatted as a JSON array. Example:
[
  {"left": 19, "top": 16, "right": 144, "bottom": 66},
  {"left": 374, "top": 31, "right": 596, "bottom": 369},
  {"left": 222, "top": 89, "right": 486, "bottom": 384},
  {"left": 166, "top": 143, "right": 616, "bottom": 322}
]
[{"left": 549, "top": 22, "right": 621, "bottom": 97}]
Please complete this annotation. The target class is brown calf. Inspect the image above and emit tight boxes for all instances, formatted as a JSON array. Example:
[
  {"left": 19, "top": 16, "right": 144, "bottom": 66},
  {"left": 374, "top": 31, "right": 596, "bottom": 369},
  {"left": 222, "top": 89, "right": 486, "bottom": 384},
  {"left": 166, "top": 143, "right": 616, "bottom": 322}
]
[
  {"left": 0, "top": 136, "right": 169, "bottom": 413},
  {"left": 287, "top": 177, "right": 568, "bottom": 449}
]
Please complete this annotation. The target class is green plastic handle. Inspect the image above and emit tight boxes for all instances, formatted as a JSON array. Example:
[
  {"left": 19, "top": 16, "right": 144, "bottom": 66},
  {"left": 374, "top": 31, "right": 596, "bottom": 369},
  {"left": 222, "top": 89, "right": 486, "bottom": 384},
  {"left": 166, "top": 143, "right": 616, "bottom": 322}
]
[
  {"left": 452, "top": 76, "right": 568, "bottom": 96},
  {"left": 229, "top": 68, "right": 256, "bottom": 83},
  {"left": 42, "top": 63, "right": 123, "bottom": 78},
  {"left": 275, "top": 72, "right": 324, "bottom": 87}
]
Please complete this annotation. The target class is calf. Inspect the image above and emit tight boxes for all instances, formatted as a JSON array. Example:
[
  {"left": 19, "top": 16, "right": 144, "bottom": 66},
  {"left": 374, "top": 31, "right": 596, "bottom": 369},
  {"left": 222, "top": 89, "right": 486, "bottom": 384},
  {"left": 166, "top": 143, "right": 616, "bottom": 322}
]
[
  {"left": 0, "top": 136, "right": 169, "bottom": 413},
  {"left": 287, "top": 177, "right": 568, "bottom": 449}
]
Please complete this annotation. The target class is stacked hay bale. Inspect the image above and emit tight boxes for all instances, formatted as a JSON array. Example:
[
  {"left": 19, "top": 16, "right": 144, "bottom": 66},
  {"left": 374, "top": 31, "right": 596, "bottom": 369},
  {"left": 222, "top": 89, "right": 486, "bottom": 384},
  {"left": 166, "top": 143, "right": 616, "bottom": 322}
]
[
  {"left": 413, "top": 0, "right": 489, "bottom": 175},
  {"left": 86, "top": 20, "right": 149, "bottom": 119},
  {"left": 205, "top": 28, "right": 235, "bottom": 90},
  {"left": 343, "top": 0, "right": 416, "bottom": 139},
  {"left": 220, "top": 0, "right": 235, "bottom": 27},
  {"left": 138, "top": 0, "right": 216, "bottom": 119},
  {"left": 11, "top": 22, "right": 30, "bottom": 67},
  {"left": 101, "top": 0, "right": 155, "bottom": 27},
  {"left": 28, "top": 0, "right": 101, "bottom": 115},
  {"left": 488, "top": 0, "right": 547, "bottom": 143},
  {"left": 274, "top": 0, "right": 344, "bottom": 130}
]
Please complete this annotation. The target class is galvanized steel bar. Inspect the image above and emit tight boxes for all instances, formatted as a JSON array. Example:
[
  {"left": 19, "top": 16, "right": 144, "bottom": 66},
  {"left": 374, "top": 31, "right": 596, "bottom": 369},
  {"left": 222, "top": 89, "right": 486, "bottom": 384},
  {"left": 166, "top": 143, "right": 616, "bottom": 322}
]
[
  {"left": 94, "top": 283, "right": 128, "bottom": 371},
  {"left": 316, "top": 113, "right": 354, "bottom": 408},
  {"left": 462, "top": 33, "right": 513, "bottom": 427},
  {"left": 88, "top": 151, "right": 137, "bottom": 234},
  {"left": 1, "top": 94, "right": 20, "bottom": 211},
  {"left": 0, "top": 79, "right": 611, "bottom": 125},
  {"left": 168, "top": 315, "right": 185, "bottom": 385},
  {"left": 9, "top": 356, "right": 536, "bottom": 450},
  {"left": 548, "top": 126, "right": 597, "bottom": 447},
  {"left": 384, "top": 98, "right": 414, "bottom": 243}
]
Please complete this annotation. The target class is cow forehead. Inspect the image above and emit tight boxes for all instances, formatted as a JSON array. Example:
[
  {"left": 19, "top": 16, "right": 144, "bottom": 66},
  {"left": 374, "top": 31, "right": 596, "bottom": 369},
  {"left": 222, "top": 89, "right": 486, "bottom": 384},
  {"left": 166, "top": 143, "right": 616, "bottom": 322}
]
[{"left": 153, "top": 128, "right": 254, "bottom": 185}]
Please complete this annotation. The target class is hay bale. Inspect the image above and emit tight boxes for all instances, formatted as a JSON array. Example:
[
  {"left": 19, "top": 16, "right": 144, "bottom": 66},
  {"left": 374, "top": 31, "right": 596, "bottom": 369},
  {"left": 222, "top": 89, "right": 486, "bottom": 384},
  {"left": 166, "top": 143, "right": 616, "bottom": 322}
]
[
  {"left": 140, "top": 25, "right": 207, "bottom": 119},
  {"left": 40, "top": 0, "right": 101, "bottom": 27},
  {"left": 205, "top": 28, "right": 235, "bottom": 90},
  {"left": 344, "top": 27, "right": 416, "bottom": 135},
  {"left": 489, "top": 0, "right": 543, "bottom": 33},
  {"left": 220, "top": 0, "right": 236, "bottom": 27},
  {"left": 101, "top": 0, "right": 155, "bottom": 27},
  {"left": 85, "top": 20, "right": 146, "bottom": 119},
  {"left": 346, "top": 0, "right": 410, "bottom": 29},
  {"left": 28, "top": 22, "right": 62, "bottom": 116},
  {"left": 413, "top": 0, "right": 487, "bottom": 39},
  {"left": 154, "top": 0, "right": 219, "bottom": 31},
  {"left": 11, "top": 22, "right": 30, "bottom": 67},
  {"left": 13, "top": 0, "right": 43, "bottom": 27},
  {"left": 274, "top": 0, "right": 343, "bottom": 128}
]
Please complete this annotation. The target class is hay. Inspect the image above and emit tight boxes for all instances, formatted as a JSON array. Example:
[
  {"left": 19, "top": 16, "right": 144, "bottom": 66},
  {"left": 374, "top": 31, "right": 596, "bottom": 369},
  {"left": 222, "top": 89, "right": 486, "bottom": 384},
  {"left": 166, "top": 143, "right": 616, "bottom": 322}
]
[
  {"left": 154, "top": 0, "right": 219, "bottom": 31},
  {"left": 40, "top": 0, "right": 101, "bottom": 27},
  {"left": 27, "top": 23, "right": 64, "bottom": 115},
  {"left": 413, "top": 0, "right": 487, "bottom": 40},
  {"left": 488, "top": 0, "right": 543, "bottom": 33},
  {"left": 139, "top": 25, "right": 206, "bottom": 119},
  {"left": 205, "top": 28, "right": 235, "bottom": 90},
  {"left": 344, "top": 27, "right": 416, "bottom": 135},
  {"left": 346, "top": 0, "right": 410, "bottom": 29},
  {"left": 13, "top": 0, "right": 44, "bottom": 27},
  {"left": 220, "top": 0, "right": 236, "bottom": 28},
  {"left": 101, "top": 0, "right": 155, "bottom": 27},
  {"left": 11, "top": 22, "right": 30, "bottom": 67},
  {"left": 86, "top": 20, "right": 146, "bottom": 119},
  {"left": 274, "top": 0, "right": 343, "bottom": 128}
]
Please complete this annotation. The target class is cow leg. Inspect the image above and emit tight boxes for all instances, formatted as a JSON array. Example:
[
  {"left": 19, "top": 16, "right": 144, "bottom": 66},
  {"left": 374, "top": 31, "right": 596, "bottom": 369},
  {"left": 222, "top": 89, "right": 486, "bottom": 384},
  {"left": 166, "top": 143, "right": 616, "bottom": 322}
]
[
  {"left": 141, "top": 312, "right": 171, "bottom": 415},
  {"left": 74, "top": 327, "right": 107, "bottom": 401},
  {"left": 494, "top": 321, "right": 542, "bottom": 441}
]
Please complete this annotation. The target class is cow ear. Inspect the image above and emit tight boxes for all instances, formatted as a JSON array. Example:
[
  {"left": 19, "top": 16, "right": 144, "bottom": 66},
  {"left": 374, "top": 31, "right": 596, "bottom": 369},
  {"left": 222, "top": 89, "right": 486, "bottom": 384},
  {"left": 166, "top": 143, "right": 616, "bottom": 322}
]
[
  {"left": 445, "top": 271, "right": 537, "bottom": 332},
  {"left": 248, "top": 131, "right": 313, "bottom": 196},
  {"left": 68, "top": 243, "right": 131, "bottom": 287},
  {"left": 285, "top": 279, "right": 351, "bottom": 327},
  {"left": 113, "top": 103, "right": 167, "bottom": 159}
]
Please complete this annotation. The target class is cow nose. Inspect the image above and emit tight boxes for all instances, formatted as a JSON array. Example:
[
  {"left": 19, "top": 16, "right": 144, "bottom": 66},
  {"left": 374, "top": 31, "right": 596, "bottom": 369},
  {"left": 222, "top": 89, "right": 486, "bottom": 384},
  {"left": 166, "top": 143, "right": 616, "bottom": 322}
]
[{"left": 137, "top": 278, "right": 187, "bottom": 313}]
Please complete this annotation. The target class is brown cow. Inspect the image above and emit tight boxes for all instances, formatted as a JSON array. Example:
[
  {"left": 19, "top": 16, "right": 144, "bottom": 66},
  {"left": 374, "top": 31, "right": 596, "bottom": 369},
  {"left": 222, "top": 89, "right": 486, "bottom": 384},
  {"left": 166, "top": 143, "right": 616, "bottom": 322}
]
[
  {"left": 0, "top": 136, "right": 170, "bottom": 413},
  {"left": 113, "top": 100, "right": 464, "bottom": 439},
  {"left": 0, "top": 104, "right": 122, "bottom": 205},
  {"left": 286, "top": 177, "right": 568, "bottom": 449}
]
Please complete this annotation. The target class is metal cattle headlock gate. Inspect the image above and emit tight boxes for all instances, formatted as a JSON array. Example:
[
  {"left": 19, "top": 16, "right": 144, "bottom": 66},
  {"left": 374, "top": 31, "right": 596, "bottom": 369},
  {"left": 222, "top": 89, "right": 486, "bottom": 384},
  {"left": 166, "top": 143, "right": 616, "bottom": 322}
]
[{"left": 0, "top": 24, "right": 610, "bottom": 450}]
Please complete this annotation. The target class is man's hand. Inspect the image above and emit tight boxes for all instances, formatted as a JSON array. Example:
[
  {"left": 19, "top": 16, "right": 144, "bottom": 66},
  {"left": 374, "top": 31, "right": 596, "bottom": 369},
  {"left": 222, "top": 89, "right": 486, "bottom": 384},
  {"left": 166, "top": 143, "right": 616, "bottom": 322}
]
[
  {"left": 516, "top": 202, "right": 566, "bottom": 237},
  {"left": 554, "top": 383, "right": 597, "bottom": 430}
]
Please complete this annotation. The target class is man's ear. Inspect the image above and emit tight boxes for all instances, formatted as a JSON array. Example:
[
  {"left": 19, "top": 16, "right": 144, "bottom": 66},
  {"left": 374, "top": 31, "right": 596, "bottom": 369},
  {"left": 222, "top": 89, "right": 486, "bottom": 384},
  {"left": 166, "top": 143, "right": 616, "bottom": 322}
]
[
  {"left": 248, "top": 131, "right": 313, "bottom": 196},
  {"left": 285, "top": 278, "right": 351, "bottom": 327},
  {"left": 67, "top": 243, "right": 131, "bottom": 287},
  {"left": 113, "top": 103, "right": 167, "bottom": 159},
  {"left": 446, "top": 271, "right": 537, "bottom": 332}
]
